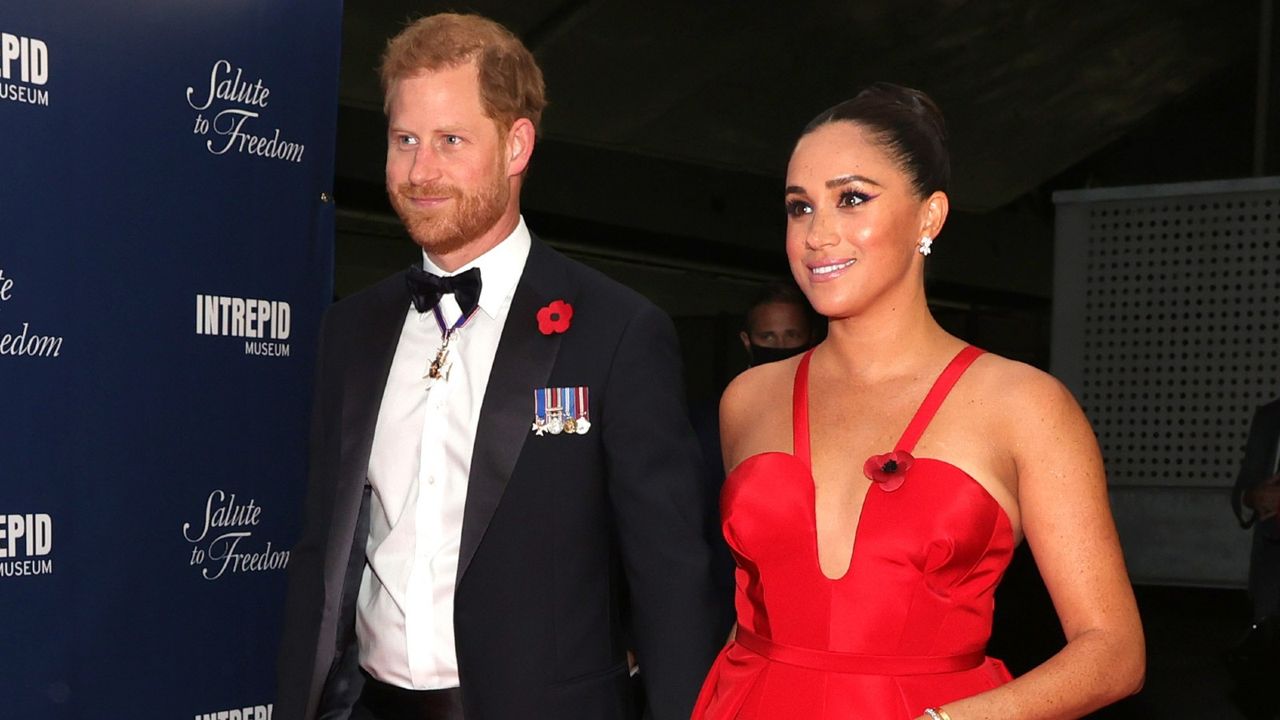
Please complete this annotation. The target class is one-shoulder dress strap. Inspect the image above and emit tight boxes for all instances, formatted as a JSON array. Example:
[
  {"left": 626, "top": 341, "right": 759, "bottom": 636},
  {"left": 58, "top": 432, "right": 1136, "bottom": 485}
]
[
  {"left": 895, "top": 345, "right": 985, "bottom": 453},
  {"left": 792, "top": 349, "right": 815, "bottom": 464}
]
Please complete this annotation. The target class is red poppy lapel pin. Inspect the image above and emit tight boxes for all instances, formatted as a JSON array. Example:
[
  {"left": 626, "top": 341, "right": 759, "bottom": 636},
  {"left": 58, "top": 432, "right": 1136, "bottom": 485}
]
[
  {"left": 863, "top": 450, "right": 914, "bottom": 492},
  {"left": 537, "top": 299, "right": 573, "bottom": 335}
]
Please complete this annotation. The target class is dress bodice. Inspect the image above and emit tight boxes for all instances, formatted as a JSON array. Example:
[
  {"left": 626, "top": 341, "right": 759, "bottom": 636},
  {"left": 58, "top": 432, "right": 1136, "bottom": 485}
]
[{"left": 694, "top": 346, "right": 1016, "bottom": 720}]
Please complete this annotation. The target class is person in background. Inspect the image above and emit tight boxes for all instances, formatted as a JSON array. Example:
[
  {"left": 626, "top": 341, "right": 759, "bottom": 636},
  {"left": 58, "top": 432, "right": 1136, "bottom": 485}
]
[
  {"left": 1228, "top": 396, "right": 1280, "bottom": 718},
  {"left": 738, "top": 281, "right": 818, "bottom": 367},
  {"left": 693, "top": 82, "right": 1144, "bottom": 720},
  {"left": 275, "top": 13, "right": 722, "bottom": 720},
  {"left": 1234, "top": 396, "right": 1280, "bottom": 622}
]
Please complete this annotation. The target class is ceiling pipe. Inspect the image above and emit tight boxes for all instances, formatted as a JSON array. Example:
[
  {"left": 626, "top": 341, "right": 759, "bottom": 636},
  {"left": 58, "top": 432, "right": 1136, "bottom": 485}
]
[{"left": 1254, "top": 0, "right": 1274, "bottom": 176}]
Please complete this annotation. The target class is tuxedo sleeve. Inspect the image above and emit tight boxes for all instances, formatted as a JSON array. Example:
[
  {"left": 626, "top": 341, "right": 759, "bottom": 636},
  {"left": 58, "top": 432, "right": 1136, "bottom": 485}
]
[{"left": 600, "top": 301, "right": 726, "bottom": 720}]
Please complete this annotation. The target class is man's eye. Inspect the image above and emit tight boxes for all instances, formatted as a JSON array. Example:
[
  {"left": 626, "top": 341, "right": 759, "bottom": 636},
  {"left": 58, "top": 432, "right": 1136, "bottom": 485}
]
[
  {"left": 443, "top": 135, "right": 463, "bottom": 145},
  {"left": 396, "top": 135, "right": 418, "bottom": 147}
]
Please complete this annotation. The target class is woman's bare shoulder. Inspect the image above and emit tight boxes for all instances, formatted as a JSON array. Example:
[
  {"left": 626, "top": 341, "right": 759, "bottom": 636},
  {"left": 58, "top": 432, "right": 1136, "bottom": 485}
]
[
  {"left": 966, "top": 352, "right": 1076, "bottom": 406},
  {"left": 964, "top": 351, "right": 1092, "bottom": 446},
  {"left": 720, "top": 356, "right": 802, "bottom": 461},
  {"left": 722, "top": 356, "right": 801, "bottom": 412}
]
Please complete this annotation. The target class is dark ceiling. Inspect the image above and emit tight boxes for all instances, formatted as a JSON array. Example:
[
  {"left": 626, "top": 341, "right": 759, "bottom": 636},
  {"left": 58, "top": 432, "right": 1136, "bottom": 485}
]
[{"left": 332, "top": 1, "right": 1272, "bottom": 302}]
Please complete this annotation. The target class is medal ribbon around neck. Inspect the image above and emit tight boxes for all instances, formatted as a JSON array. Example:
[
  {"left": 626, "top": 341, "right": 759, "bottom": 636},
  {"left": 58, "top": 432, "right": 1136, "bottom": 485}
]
[{"left": 425, "top": 303, "right": 480, "bottom": 382}]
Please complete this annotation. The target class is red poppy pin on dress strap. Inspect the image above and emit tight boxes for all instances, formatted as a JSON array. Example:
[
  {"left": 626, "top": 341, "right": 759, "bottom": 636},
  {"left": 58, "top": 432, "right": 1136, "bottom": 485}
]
[{"left": 863, "top": 450, "right": 914, "bottom": 492}]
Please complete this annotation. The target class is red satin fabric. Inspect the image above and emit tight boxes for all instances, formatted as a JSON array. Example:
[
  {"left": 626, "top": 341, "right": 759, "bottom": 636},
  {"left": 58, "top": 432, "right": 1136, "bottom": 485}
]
[{"left": 693, "top": 346, "right": 1015, "bottom": 719}]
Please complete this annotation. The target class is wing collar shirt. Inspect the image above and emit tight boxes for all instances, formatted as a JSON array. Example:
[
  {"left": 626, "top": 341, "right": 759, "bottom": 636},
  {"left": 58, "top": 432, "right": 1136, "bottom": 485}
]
[{"left": 358, "top": 217, "right": 532, "bottom": 689}]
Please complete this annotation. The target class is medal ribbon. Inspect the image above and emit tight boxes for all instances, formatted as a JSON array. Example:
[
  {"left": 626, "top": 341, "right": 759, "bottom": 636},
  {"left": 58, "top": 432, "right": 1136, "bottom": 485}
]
[
  {"left": 431, "top": 304, "right": 479, "bottom": 338},
  {"left": 534, "top": 388, "right": 547, "bottom": 424}
]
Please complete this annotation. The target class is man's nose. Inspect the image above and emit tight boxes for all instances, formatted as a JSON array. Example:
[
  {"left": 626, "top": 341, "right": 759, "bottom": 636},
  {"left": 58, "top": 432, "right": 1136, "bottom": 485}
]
[{"left": 407, "top": 148, "right": 442, "bottom": 186}]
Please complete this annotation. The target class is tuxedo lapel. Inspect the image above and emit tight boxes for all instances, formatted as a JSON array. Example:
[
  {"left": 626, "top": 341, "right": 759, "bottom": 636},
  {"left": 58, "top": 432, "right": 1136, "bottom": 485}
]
[
  {"left": 458, "top": 237, "right": 570, "bottom": 584},
  {"left": 333, "top": 278, "right": 407, "bottom": 536}
]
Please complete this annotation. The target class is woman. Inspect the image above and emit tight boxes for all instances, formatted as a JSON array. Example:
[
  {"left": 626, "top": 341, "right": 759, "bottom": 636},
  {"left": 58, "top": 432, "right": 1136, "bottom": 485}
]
[{"left": 692, "top": 84, "right": 1145, "bottom": 720}]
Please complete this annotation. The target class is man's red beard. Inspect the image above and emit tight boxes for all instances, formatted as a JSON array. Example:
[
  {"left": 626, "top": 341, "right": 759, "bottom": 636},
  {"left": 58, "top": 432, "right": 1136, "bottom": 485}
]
[{"left": 390, "top": 169, "right": 509, "bottom": 257}]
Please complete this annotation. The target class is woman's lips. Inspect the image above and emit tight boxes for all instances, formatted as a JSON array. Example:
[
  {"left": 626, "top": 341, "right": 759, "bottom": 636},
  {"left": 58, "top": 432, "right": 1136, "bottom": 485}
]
[{"left": 807, "top": 258, "right": 856, "bottom": 281}]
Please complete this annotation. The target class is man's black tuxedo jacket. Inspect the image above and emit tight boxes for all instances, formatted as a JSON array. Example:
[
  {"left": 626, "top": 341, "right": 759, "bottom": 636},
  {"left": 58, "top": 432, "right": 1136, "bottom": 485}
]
[{"left": 275, "top": 237, "right": 725, "bottom": 720}]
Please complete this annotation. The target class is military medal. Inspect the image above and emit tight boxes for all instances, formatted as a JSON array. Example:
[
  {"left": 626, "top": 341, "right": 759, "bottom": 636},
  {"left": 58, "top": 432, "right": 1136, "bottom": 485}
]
[
  {"left": 424, "top": 303, "right": 477, "bottom": 386},
  {"left": 532, "top": 388, "right": 548, "bottom": 435},
  {"left": 532, "top": 387, "right": 564, "bottom": 435},
  {"left": 532, "top": 386, "right": 591, "bottom": 436},
  {"left": 562, "top": 387, "right": 577, "bottom": 433},
  {"left": 573, "top": 385, "right": 591, "bottom": 434},
  {"left": 546, "top": 388, "right": 564, "bottom": 434},
  {"left": 426, "top": 330, "right": 455, "bottom": 381}
]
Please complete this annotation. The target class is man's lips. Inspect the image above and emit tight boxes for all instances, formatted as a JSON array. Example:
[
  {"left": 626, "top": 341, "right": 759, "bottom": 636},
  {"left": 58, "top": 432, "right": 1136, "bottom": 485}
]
[
  {"left": 403, "top": 194, "right": 453, "bottom": 207},
  {"left": 397, "top": 183, "right": 457, "bottom": 208}
]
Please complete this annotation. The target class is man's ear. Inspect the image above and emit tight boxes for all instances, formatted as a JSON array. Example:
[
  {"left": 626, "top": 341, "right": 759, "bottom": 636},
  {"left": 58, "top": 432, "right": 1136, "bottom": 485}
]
[
  {"left": 506, "top": 118, "right": 535, "bottom": 177},
  {"left": 739, "top": 331, "right": 751, "bottom": 352}
]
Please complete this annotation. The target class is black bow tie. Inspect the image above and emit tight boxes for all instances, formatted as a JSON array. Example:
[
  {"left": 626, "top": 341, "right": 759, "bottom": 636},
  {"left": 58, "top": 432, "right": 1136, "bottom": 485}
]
[{"left": 405, "top": 265, "right": 483, "bottom": 317}]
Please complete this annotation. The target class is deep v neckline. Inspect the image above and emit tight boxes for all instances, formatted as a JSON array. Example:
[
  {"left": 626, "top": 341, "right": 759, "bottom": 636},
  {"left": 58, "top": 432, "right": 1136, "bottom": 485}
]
[{"left": 793, "top": 346, "right": 986, "bottom": 581}]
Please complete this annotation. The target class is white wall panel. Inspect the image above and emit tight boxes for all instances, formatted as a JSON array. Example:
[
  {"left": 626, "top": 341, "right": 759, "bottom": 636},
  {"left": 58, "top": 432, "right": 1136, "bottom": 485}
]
[{"left": 1053, "top": 178, "right": 1280, "bottom": 586}]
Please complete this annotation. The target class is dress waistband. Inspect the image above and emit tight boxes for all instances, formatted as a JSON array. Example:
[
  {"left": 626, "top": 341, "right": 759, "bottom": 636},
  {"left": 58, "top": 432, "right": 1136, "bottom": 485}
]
[{"left": 734, "top": 628, "right": 986, "bottom": 676}]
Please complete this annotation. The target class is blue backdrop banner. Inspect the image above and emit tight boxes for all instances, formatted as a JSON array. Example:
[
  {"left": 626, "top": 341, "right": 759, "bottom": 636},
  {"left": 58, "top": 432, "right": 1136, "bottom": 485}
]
[{"left": 0, "top": 2, "right": 341, "bottom": 717}]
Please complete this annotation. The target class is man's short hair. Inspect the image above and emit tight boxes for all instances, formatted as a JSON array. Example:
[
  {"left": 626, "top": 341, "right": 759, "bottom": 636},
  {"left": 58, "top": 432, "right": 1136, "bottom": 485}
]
[
  {"left": 380, "top": 13, "right": 548, "bottom": 134},
  {"left": 744, "top": 281, "right": 811, "bottom": 332}
]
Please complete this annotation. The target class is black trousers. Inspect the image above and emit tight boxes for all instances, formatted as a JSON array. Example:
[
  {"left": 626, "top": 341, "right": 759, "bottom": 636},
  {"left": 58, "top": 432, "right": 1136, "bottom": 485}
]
[{"left": 351, "top": 673, "right": 465, "bottom": 720}]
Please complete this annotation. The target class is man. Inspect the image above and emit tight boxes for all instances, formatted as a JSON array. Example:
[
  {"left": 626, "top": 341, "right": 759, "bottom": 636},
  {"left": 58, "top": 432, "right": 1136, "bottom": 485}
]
[
  {"left": 737, "top": 281, "right": 816, "bottom": 367},
  {"left": 1233, "top": 396, "right": 1280, "bottom": 623},
  {"left": 276, "top": 14, "right": 723, "bottom": 720},
  {"left": 1227, "top": 397, "right": 1280, "bottom": 717},
  {"left": 1228, "top": 394, "right": 1280, "bottom": 676}
]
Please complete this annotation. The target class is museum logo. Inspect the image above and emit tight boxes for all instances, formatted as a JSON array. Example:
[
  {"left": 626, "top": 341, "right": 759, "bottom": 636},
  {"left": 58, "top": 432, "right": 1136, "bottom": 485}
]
[
  {"left": 194, "top": 703, "right": 273, "bottom": 720},
  {"left": 1, "top": 31, "right": 50, "bottom": 108},
  {"left": 195, "top": 293, "right": 291, "bottom": 357},
  {"left": 0, "top": 512, "right": 54, "bottom": 578}
]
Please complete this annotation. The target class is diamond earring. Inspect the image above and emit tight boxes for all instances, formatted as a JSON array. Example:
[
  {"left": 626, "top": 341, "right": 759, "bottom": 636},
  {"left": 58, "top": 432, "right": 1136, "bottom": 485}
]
[{"left": 918, "top": 236, "right": 933, "bottom": 256}]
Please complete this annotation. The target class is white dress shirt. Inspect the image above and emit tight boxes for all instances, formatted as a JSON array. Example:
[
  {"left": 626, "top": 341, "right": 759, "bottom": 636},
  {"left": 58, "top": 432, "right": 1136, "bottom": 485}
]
[{"left": 357, "top": 218, "right": 531, "bottom": 689}]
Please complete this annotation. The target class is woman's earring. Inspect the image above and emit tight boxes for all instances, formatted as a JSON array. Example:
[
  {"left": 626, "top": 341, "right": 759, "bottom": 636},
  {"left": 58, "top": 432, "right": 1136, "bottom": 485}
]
[{"left": 918, "top": 236, "right": 933, "bottom": 256}]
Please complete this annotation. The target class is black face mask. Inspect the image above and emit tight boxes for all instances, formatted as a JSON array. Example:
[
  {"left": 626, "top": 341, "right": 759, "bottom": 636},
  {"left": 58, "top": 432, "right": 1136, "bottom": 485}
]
[{"left": 748, "top": 342, "right": 809, "bottom": 366}]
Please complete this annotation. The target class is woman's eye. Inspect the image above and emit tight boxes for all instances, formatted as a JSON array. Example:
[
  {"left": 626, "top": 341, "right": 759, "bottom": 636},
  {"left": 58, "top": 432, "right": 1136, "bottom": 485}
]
[
  {"left": 785, "top": 200, "right": 811, "bottom": 217},
  {"left": 838, "top": 191, "right": 871, "bottom": 208}
]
